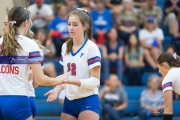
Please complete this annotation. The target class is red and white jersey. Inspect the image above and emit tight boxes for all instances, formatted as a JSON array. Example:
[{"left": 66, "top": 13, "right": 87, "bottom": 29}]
[
  {"left": 60, "top": 39, "right": 101, "bottom": 100},
  {"left": 0, "top": 35, "right": 43, "bottom": 96},
  {"left": 162, "top": 67, "right": 180, "bottom": 95}
]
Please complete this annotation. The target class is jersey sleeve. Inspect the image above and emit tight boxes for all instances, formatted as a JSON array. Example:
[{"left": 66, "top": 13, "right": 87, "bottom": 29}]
[
  {"left": 87, "top": 43, "right": 101, "bottom": 69},
  {"left": 29, "top": 45, "right": 44, "bottom": 66},
  {"left": 59, "top": 43, "right": 66, "bottom": 66},
  {"left": 162, "top": 74, "right": 173, "bottom": 93}
]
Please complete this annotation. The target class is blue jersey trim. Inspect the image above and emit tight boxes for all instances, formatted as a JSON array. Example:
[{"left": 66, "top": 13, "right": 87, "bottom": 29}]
[{"left": 71, "top": 38, "right": 88, "bottom": 56}]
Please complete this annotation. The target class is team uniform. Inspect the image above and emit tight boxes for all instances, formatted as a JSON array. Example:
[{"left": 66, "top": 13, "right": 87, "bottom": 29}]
[
  {"left": 162, "top": 67, "right": 180, "bottom": 95},
  {"left": 28, "top": 78, "right": 36, "bottom": 118},
  {"left": 60, "top": 38, "right": 101, "bottom": 118},
  {"left": 0, "top": 35, "right": 43, "bottom": 120}
]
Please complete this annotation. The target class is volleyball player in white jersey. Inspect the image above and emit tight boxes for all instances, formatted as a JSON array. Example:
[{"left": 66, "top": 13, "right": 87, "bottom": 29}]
[
  {"left": 0, "top": 7, "right": 69, "bottom": 120},
  {"left": 45, "top": 8, "right": 101, "bottom": 120},
  {"left": 157, "top": 52, "right": 180, "bottom": 120},
  {"left": 2, "top": 14, "right": 41, "bottom": 119}
]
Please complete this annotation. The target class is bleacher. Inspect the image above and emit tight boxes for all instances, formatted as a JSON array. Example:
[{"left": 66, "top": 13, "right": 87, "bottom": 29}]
[{"left": 35, "top": 86, "right": 180, "bottom": 120}]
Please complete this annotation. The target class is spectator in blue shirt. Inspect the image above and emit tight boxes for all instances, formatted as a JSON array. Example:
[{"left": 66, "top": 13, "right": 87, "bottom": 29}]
[
  {"left": 91, "top": 0, "right": 113, "bottom": 44},
  {"left": 48, "top": 4, "right": 69, "bottom": 57}
]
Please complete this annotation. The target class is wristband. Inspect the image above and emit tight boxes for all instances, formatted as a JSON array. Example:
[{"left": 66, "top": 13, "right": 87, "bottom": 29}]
[{"left": 164, "top": 114, "right": 173, "bottom": 120}]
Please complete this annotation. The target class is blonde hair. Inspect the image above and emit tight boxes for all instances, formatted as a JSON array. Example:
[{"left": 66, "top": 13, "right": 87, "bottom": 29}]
[
  {"left": 2, "top": 7, "right": 29, "bottom": 56},
  {"left": 66, "top": 9, "right": 93, "bottom": 54}
]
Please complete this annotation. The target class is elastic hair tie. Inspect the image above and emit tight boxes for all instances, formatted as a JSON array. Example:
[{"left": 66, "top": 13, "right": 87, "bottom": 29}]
[{"left": 9, "top": 21, "right": 16, "bottom": 25}]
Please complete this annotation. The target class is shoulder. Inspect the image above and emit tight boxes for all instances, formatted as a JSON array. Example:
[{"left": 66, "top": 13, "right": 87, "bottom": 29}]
[
  {"left": 42, "top": 4, "right": 52, "bottom": 9},
  {"left": 28, "top": 4, "right": 36, "bottom": 10},
  {"left": 18, "top": 35, "right": 40, "bottom": 50},
  {"left": 87, "top": 39, "right": 99, "bottom": 49},
  {"left": 139, "top": 29, "right": 147, "bottom": 34}
]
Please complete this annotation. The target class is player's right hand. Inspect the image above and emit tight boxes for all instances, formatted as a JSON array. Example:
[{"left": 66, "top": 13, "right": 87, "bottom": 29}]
[
  {"left": 44, "top": 90, "right": 58, "bottom": 102},
  {"left": 56, "top": 72, "right": 71, "bottom": 84}
]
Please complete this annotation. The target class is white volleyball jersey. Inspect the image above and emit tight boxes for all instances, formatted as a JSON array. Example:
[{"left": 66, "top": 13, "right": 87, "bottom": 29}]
[
  {"left": 29, "top": 79, "right": 35, "bottom": 97},
  {"left": 0, "top": 35, "right": 43, "bottom": 96},
  {"left": 162, "top": 67, "right": 180, "bottom": 95},
  {"left": 60, "top": 39, "right": 101, "bottom": 100}
]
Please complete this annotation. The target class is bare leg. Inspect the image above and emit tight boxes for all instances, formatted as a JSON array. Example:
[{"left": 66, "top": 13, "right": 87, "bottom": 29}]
[
  {"left": 60, "top": 113, "right": 78, "bottom": 120},
  {"left": 78, "top": 110, "right": 99, "bottom": 120},
  {"left": 150, "top": 48, "right": 161, "bottom": 61},
  {"left": 26, "top": 116, "right": 33, "bottom": 120},
  {"left": 144, "top": 49, "right": 157, "bottom": 69}
]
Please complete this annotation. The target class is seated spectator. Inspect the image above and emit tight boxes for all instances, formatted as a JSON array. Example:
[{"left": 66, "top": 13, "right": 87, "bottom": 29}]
[
  {"left": 164, "top": 0, "right": 180, "bottom": 34},
  {"left": 165, "top": 45, "right": 177, "bottom": 55},
  {"left": 106, "top": 0, "right": 122, "bottom": 14},
  {"left": 91, "top": 0, "right": 113, "bottom": 44},
  {"left": 99, "top": 74, "right": 128, "bottom": 120},
  {"left": 101, "top": 28, "right": 124, "bottom": 80},
  {"left": 36, "top": 29, "right": 57, "bottom": 77},
  {"left": 139, "top": 0, "right": 162, "bottom": 27},
  {"left": 139, "top": 16, "right": 164, "bottom": 70},
  {"left": 65, "top": 0, "right": 77, "bottom": 14},
  {"left": 139, "top": 75, "right": 164, "bottom": 120},
  {"left": 118, "top": 0, "right": 138, "bottom": 44},
  {"left": 172, "top": 14, "right": 180, "bottom": 55},
  {"left": 124, "top": 34, "right": 144, "bottom": 85},
  {"left": 78, "top": 0, "right": 91, "bottom": 11},
  {"left": 28, "top": 0, "right": 54, "bottom": 33},
  {"left": 48, "top": 4, "right": 69, "bottom": 57},
  {"left": 133, "top": 0, "right": 146, "bottom": 11}
]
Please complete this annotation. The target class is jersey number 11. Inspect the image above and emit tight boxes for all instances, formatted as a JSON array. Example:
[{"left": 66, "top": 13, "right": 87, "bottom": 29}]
[{"left": 67, "top": 63, "right": 76, "bottom": 76}]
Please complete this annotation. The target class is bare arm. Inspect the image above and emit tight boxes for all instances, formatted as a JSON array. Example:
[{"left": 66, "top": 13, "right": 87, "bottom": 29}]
[
  {"left": 30, "top": 64, "right": 69, "bottom": 86},
  {"left": 106, "top": 0, "right": 114, "bottom": 9},
  {"left": 165, "top": 6, "right": 175, "bottom": 14},
  {"left": 32, "top": 79, "right": 39, "bottom": 88},
  {"left": 164, "top": 90, "right": 173, "bottom": 114},
  {"left": 118, "top": 46, "right": 124, "bottom": 59},
  {"left": 140, "top": 40, "right": 152, "bottom": 49},
  {"left": 44, "top": 15, "right": 54, "bottom": 22},
  {"left": 65, "top": 66, "right": 101, "bottom": 87},
  {"left": 101, "top": 45, "right": 108, "bottom": 59},
  {"left": 172, "top": 20, "right": 180, "bottom": 38},
  {"left": 115, "top": 102, "right": 127, "bottom": 111}
]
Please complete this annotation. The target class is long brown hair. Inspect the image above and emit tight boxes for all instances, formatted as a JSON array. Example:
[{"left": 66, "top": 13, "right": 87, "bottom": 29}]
[
  {"left": 66, "top": 9, "right": 93, "bottom": 54},
  {"left": 157, "top": 52, "right": 180, "bottom": 67},
  {"left": 2, "top": 7, "right": 29, "bottom": 56}
]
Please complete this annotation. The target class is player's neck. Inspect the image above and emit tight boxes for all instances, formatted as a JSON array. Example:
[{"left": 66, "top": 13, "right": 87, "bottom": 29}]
[
  {"left": 73, "top": 36, "right": 85, "bottom": 46},
  {"left": 17, "top": 27, "right": 26, "bottom": 36}
]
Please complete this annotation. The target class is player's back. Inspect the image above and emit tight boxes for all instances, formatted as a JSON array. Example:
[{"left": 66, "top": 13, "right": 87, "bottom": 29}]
[{"left": 0, "top": 35, "right": 43, "bottom": 96}]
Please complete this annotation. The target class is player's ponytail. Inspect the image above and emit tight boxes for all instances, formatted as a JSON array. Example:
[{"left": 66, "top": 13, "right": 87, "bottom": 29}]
[
  {"left": 66, "top": 8, "right": 93, "bottom": 54},
  {"left": 2, "top": 7, "right": 29, "bottom": 56},
  {"left": 157, "top": 52, "right": 180, "bottom": 67}
]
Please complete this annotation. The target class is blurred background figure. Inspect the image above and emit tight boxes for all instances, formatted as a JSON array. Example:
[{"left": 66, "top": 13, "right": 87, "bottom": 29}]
[
  {"left": 91, "top": 0, "right": 113, "bottom": 45},
  {"left": 139, "top": 75, "right": 164, "bottom": 120},
  {"left": 139, "top": 16, "right": 164, "bottom": 70},
  {"left": 139, "top": 0, "right": 162, "bottom": 27},
  {"left": 48, "top": 4, "right": 69, "bottom": 58},
  {"left": 172, "top": 13, "right": 180, "bottom": 55},
  {"left": 36, "top": 29, "right": 57, "bottom": 77},
  {"left": 133, "top": 0, "right": 146, "bottom": 11},
  {"left": 124, "top": 34, "right": 144, "bottom": 85},
  {"left": 101, "top": 28, "right": 124, "bottom": 81},
  {"left": 99, "top": 74, "right": 128, "bottom": 120},
  {"left": 164, "top": 0, "right": 180, "bottom": 34},
  {"left": 28, "top": 0, "right": 54, "bottom": 33},
  {"left": 117, "top": 0, "right": 138, "bottom": 44}
]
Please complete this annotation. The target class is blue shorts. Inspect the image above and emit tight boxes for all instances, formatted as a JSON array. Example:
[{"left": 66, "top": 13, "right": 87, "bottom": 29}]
[
  {"left": 62, "top": 95, "right": 100, "bottom": 118},
  {"left": 29, "top": 97, "right": 36, "bottom": 118},
  {"left": 0, "top": 96, "right": 32, "bottom": 120}
]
